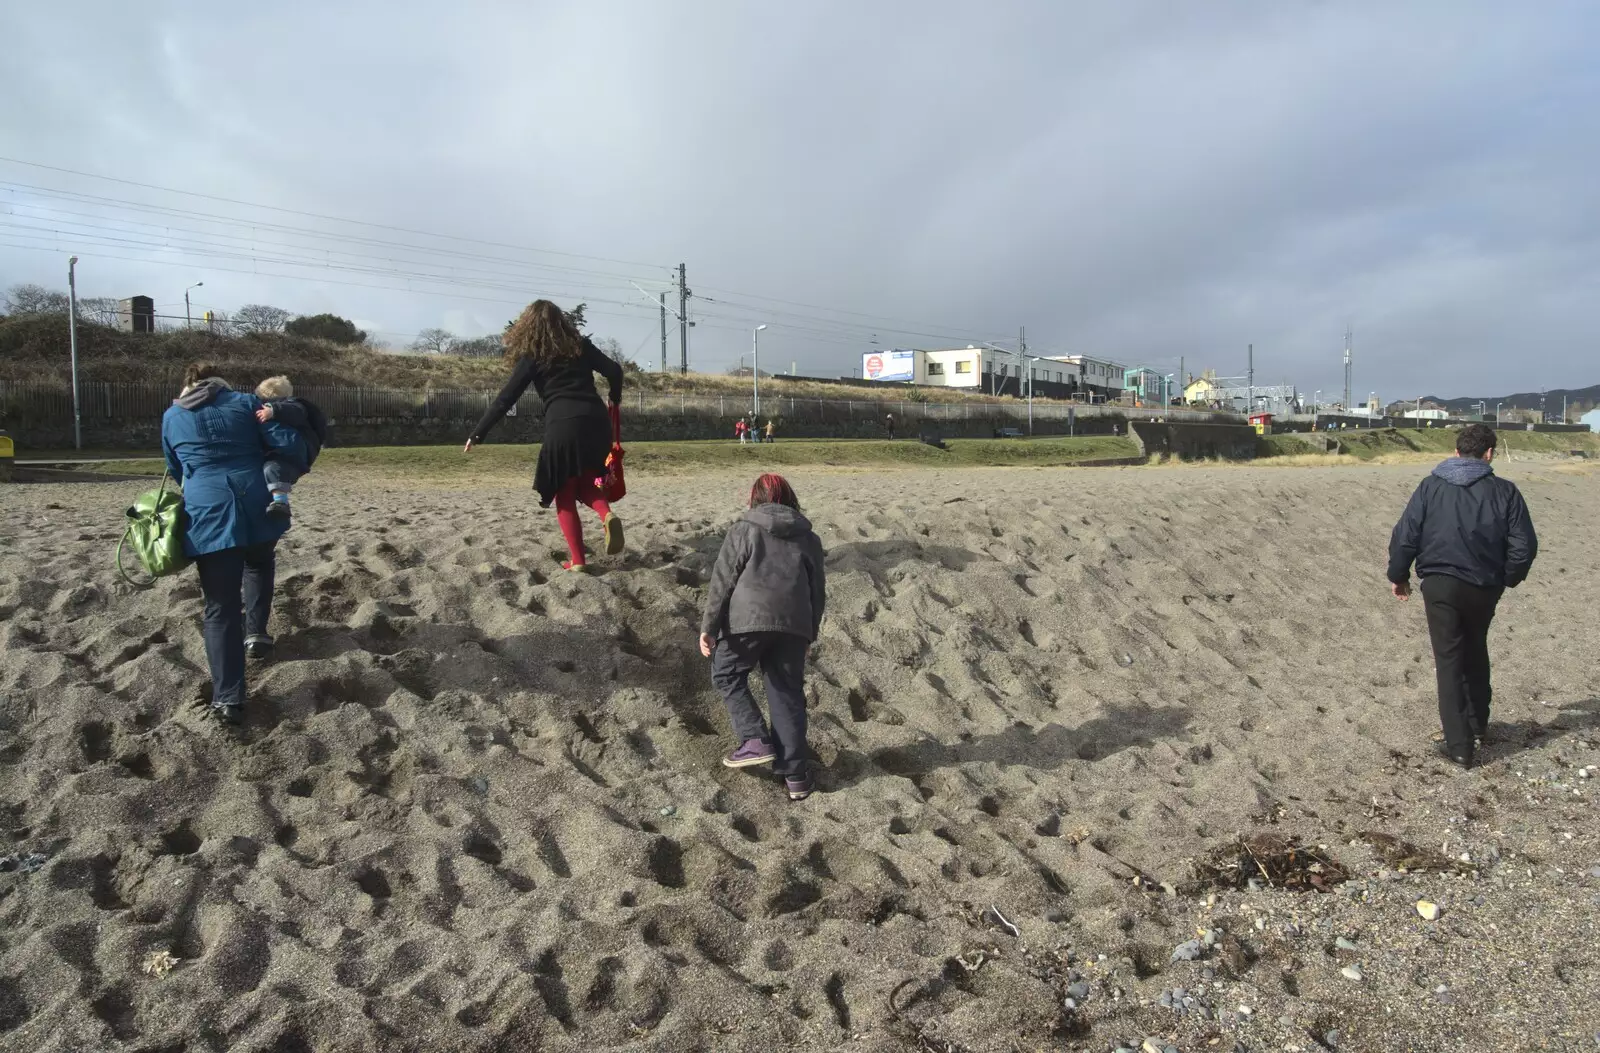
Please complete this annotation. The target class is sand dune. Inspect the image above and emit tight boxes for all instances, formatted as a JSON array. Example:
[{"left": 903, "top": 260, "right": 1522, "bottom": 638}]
[{"left": 1, "top": 461, "right": 1597, "bottom": 1052}]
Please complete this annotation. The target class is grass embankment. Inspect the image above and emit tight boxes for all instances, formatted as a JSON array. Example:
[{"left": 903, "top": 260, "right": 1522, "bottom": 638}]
[
  {"left": 0, "top": 314, "right": 1082, "bottom": 406},
  {"left": 1260, "top": 428, "right": 1600, "bottom": 463},
  {"left": 40, "top": 436, "right": 1144, "bottom": 481}
]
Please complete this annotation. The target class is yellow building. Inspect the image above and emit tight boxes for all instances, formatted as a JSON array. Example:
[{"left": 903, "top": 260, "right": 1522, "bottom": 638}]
[{"left": 1183, "top": 371, "right": 1219, "bottom": 404}]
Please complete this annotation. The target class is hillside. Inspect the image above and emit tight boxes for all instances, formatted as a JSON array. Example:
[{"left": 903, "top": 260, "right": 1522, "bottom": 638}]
[
  {"left": 1420, "top": 384, "right": 1600, "bottom": 415},
  {"left": 0, "top": 314, "right": 1064, "bottom": 406}
]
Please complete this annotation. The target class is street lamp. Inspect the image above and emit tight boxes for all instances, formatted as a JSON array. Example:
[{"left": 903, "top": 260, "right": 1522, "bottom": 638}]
[
  {"left": 1314, "top": 390, "right": 1321, "bottom": 417},
  {"left": 1495, "top": 402, "right": 1503, "bottom": 426},
  {"left": 752, "top": 324, "right": 767, "bottom": 419},
  {"left": 185, "top": 282, "right": 204, "bottom": 328},
  {"left": 1164, "top": 374, "right": 1175, "bottom": 412}
]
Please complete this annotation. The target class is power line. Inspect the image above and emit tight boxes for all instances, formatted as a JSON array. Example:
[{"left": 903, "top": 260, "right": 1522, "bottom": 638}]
[
  {"left": 693, "top": 281, "right": 1006, "bottom": 344},
  {"left": 0, "top": 156, "right": 669, "bottom": 271},
  {"left": 0, "top": 183, "right": 675, "bottom": 288},
  {"left": 0, "top": 237, "right": 659, "bottom": 330},
  {"left": 0, "top": 214, "right": 649, "bottom": 301}
]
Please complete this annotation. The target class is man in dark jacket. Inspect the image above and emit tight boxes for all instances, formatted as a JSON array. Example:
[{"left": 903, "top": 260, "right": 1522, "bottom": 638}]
[{"left": 1387, "top": 423, "right": 1538, "bottom": 767}]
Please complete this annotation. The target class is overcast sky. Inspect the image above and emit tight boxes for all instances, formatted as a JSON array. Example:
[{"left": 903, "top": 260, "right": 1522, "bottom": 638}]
[{"left": 2, "top": 1, "right": 1595, "bottom": 399}]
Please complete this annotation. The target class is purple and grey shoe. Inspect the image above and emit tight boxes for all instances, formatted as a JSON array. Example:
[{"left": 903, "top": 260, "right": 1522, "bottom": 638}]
[
  {"left": 722, "top": 738, "right": 776, "bottom": 768},
  {"left": 785, "top": 773, "right": 815, "bottom": 801}
]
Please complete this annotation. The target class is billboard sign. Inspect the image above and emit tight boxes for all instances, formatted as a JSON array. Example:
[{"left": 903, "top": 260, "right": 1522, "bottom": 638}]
[{"left": 863, "top": 348, "right": 915, "bottom": 382}]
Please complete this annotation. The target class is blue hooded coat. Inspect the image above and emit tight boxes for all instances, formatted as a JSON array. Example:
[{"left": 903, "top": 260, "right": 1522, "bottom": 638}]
[{"left": 161, "top": 378, "right": 299, "bottom": 557}]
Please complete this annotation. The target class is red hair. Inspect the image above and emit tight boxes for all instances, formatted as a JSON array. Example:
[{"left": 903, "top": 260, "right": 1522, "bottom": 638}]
[{"left": 749, "top": 473, "right": 800, "bottom": 510}]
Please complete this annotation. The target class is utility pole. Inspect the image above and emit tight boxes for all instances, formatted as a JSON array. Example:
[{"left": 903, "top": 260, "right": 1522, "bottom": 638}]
[
  {"left": 658, "top": 293, "right": 668, "bottom": 373},
  {"left": 752, "top": 325, "right": 767, "bottom": 418},
  {"left": 1019, "top": 327, "right": 1028, "bottom": 407},
  {"left": 1342, "top": 324, "right": 1353, "bottom": 412},
  {"left": 68, "top": 255, "right": 82, "bottom": 450},
  {"left": 1179, "top": 355, "right": 1185, "bottom": 400},
  {"left": 1247, "top": 343, "right": 1254, "bottom": 418},
  {"left": 677, "top": 263, "right": 689, "bottom": 374}
]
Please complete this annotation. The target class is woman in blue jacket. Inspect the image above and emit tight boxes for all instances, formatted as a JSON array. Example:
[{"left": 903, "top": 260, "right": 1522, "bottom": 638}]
[{"left": 161, "top": 363, "right": 299, "bottom": 723}]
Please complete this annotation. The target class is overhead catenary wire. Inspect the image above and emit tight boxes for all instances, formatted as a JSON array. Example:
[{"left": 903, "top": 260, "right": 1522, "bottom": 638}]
[
  {"left": 0, "top": 154, "right": 1162, "bottom": 372},
  {"left": 0, "top": 183, "right": 677, "bottom": 288},
  {"left": 0, "top": 237, "right": 660, "bottom": 330},
  {"left": 0, "top": 156, "right": 669, "bottom": 271}
]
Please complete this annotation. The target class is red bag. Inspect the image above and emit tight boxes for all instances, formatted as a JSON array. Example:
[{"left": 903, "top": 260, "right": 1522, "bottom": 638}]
[{"left": 601, "top": 404, "right": 626, "bottom": 502}]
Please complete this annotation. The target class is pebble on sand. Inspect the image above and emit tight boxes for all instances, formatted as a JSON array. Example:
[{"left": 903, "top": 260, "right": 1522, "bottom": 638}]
[
  {"left": 1171, "top": 939, "right": 1204, "bottom": 962},
  {"left": 1341, "top": 965, "right": 1364, "bottom": 981},
  {"left": 1415, "top": 899, "right": 1442, "bottom": 921}
]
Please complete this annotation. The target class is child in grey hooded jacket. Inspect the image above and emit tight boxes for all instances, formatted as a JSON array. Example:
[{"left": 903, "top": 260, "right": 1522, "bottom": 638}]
[{"left": 699, "top": 474, "right": 827, "bottom": 800}]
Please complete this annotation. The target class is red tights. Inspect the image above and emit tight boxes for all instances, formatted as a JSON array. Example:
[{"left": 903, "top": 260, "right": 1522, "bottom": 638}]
[{"left": 553, "top": 477, "right": 612, "bottom": 565}]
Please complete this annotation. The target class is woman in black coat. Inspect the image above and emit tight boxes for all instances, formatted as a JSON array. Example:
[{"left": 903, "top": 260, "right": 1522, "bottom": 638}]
[{"left": 465, "top": 301, "right": 625, "bottom": 571}]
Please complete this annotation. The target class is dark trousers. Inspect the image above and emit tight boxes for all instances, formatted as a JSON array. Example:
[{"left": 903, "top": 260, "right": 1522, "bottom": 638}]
[
  {"left": 711, "top": 632, "right": 810, "bottom": 775},
  {"left": 263, "top": 460, "right": 302, "bottom": 494},
  {"left": 1421, "top": 574, "right": 1502, "bottom": 752},
  {"left": 194, "top": 542, "right": 277, "bottom": 707}
]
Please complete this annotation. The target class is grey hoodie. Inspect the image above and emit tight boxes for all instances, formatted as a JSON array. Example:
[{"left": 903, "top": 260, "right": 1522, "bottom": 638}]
[
  {"left": 1431, "top": 455, "right": 1494, "bottom": 486},
  {"left": 701, "top": 504, "right": 827, "bottom": 641},
  {"left": 175, "top": 377, "right": 231, "bottom": 409}
]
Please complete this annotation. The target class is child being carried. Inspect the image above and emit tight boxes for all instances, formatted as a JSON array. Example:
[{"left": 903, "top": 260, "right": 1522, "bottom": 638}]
[{"left": 253, "top": 376, "right": 329, "bottom": 520}]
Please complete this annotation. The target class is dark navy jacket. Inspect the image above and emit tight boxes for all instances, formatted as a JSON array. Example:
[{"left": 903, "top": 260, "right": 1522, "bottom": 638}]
[
  {"left": 262, "top": 396, "right": 328, "bottom": 469},
  {"left": 161, "top": 380, "right": 299, "bottom": 557},
  {"left": 1387, "top": 457, "right": 1538, "bottom": 590}
]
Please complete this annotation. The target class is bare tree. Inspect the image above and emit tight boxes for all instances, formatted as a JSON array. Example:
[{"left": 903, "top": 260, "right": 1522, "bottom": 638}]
[
  {"left": 453, "top": 334, "right": 503, "bottom": 358},
  {"left": 233, "top": 303, "right": 291, "bottom": 334},
  {"left": 78, "top": 297, "right": 122, "bottom": 327},
  {"left": 3, "top": 283, "right": 70, "bottom": 315},
  {"left": 412, "top": 327, "right": 456, "bottom": 354}
]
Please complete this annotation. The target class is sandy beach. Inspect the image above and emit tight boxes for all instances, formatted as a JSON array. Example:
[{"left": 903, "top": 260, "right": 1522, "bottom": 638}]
[{"left": 1, "top": 458, "right": 1597, "bottom": 1053}]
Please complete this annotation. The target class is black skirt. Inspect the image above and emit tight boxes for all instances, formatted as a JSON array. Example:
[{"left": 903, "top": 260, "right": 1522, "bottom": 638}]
[{"left": 534, "top": 399, "right": 611, "bottom": 507}]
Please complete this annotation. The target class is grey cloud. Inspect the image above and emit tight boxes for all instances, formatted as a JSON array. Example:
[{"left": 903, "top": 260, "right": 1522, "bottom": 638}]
[{"left": 1, "top": 0, "right": 1594, "bottom": 398}]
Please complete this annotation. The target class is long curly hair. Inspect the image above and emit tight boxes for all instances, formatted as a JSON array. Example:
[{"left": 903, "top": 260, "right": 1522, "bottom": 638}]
[{"left": 504, "top": 300, "right": 584, "bottom": 365}]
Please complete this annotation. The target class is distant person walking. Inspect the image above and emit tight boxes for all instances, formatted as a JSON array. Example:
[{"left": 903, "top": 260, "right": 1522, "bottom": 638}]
[
  {"left": 1387, "top": 423, "right": 1538, "bottom": 768},
  {"left": 885, "top": 413, "right": 896, "bottom": 440},
  {"left": 763, "top": 419, "right": 776, "bottom": 444},
  {"left": 465, "top": 300, "right": 625, "bottom": 572},
  {"left": 736, "top": 417, "right": 749, "bottom": 444},
  {"left": 161, "top": 362, "right": 301, "bottom": 724},
  {"left": 699, "top": 474, "right": 827, "bottom": 801}
]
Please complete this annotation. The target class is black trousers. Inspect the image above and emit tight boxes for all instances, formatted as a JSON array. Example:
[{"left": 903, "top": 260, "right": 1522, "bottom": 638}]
[
  {"left": 194, "top": 542, "right": 277, "bottom": 707},
  {"left": 1420, "top": 574, "right": 1502, "bottom": 752},
  {"left": 711, "top": 632, "right": 810, "bottom": 775}
]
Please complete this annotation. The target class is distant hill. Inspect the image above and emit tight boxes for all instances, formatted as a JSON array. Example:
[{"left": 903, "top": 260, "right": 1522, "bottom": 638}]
[{"left": 1419, "top": 384, "right": 1600, "bottom": 416}]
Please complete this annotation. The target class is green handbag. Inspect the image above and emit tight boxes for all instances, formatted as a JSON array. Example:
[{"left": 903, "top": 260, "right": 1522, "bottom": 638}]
[{"left": 117, "top": 472, "right": 190, "bottom": 586}]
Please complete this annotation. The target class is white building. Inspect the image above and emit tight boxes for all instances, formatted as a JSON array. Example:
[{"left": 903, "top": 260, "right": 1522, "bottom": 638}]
[
  {"left": 1400, "top": 408, "right": 1450, "bottom": 421},
  {"left": 1581, "top": 407, "right": 1600, "bottom": 432},
  {"left": 918, "top": 347, "right": 987, "bottom": 388},
  {"left": 1043, "top": 355, "right": 1129, "bottom": 400},
  {"left": 860, "top": 346, "right": 1093, "bottom": 398}
]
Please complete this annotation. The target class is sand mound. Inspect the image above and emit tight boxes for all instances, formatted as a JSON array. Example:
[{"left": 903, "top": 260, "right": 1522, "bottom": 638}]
[{"left": 1, "top": 463, "right": 1597, "bottom": 1052}]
